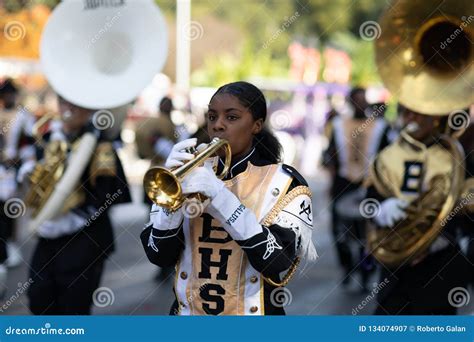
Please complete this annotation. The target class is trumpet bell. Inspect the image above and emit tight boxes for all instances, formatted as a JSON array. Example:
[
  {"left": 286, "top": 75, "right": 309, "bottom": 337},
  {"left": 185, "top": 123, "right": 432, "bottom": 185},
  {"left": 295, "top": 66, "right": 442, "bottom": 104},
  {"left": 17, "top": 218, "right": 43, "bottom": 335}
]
[
  {"left": 40, "top": 0, "right": 168, "bottom": 109},
  {"left": 143, "top": 167, "right": 183, "bottom": 211},
  {"left": 376, "top": 0, "right": 474, "bottom": 115}
]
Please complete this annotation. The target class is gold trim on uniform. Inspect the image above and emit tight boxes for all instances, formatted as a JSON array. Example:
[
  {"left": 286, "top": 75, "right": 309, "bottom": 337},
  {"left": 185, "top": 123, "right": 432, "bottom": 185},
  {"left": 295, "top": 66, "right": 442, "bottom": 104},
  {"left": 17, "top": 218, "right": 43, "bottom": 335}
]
[{"left": 90, "top": 142, "right": 117, "bottom": 186}]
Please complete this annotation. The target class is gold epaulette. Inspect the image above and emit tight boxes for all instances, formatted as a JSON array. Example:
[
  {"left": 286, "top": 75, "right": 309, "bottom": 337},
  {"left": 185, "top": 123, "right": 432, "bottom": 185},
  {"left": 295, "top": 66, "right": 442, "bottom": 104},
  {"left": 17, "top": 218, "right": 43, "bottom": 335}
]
[{"left": 90, "top": 142, "right": 117, "bottom": 186}]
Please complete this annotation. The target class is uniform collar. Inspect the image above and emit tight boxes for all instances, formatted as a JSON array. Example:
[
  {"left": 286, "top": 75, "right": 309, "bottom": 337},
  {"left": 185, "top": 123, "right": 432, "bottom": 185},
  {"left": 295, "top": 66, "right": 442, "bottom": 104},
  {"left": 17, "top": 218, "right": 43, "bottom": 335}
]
[{"left": 216, "top": 146, "right": 272, "bottom": 180}]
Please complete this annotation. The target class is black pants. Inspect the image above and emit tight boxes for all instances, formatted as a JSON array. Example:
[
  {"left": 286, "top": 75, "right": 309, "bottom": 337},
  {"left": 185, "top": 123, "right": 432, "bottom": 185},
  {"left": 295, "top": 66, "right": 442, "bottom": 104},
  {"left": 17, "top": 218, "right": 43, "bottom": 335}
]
[
  {"left": 0, "top": 200, "right": 11, "bottom": 263},
  {"left": 375, "top": 245, "right": 471, "bottom": 315},
  {"left": 28, "top": 236, "right": 105, "bottom": 315}
]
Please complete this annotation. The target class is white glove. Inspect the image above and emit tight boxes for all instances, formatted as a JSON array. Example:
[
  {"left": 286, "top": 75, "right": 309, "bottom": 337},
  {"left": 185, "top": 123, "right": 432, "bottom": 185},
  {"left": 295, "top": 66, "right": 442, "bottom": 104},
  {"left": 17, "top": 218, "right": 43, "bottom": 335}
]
[
  {"left": 37, "top": 212, "right": 87, "bottom": 239},
  {"left": 180, "top": 165, "right": 262, "bottom": 241},
  {"left": 181, "top": 164, "right": 225, "bottom": 200},
  {"left": 0, "top": 166, "right": 16, "bottom": 200},
  {"left": 149, "top": 204, "right": 184, "bottom": 230},
  {"left": 17, "top": 159, "right": 36, "bottom": 183},
  {"left": 374, "top": 197, "right": 409, "bottom": 228},
  {"left": 164, "top": 138, "right": 197, "bottom": 169}
]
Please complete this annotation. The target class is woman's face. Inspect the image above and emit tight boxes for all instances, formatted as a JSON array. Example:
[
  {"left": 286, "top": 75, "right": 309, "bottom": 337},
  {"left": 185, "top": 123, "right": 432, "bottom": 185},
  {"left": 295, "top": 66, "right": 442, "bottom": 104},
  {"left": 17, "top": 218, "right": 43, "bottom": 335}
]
[{"left": 207, "top": 93, "right": 263, "bottom": 159}]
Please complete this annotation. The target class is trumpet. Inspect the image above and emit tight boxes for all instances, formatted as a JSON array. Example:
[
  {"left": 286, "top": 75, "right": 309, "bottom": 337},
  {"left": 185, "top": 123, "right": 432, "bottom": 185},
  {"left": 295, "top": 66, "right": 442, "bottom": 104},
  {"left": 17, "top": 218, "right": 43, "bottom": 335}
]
[{"left": 143, "top": 138, "right": 232, "bottom": 211}]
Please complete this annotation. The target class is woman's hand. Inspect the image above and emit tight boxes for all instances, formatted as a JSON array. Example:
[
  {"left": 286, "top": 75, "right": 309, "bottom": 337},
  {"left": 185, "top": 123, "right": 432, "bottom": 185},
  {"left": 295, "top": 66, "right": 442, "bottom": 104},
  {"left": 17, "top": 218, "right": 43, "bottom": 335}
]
[
  {"left": 181, "top": 163, "right": 224, "bottom": 200},
  {"left": 164, "top": 138, "right": 197, "bottom": 169}
]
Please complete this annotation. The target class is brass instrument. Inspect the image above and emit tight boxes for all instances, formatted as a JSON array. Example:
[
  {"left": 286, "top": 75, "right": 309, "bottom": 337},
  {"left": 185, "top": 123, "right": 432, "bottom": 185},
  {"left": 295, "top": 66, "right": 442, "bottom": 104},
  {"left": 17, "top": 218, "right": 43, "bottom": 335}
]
[
  {"left": 375, "top": 0, "right": 473, "bottom": 116},
  {"left": 367, "top": 130, "right": 465, "bottom": 267},
  {"left": 368, "top": 0, "right": 472, "bottom": 267},
  {"left": 143, "top": 138, "right": 232, "bottom": 210},
  {"left": 25, "top": 113, "right": 86, "bottom": 218},
  {"left": 24, "top": 139, "right": 80, "bottom": 217},
  {"left": 31, "top": 112, "right": 59, "bottom": 146}
]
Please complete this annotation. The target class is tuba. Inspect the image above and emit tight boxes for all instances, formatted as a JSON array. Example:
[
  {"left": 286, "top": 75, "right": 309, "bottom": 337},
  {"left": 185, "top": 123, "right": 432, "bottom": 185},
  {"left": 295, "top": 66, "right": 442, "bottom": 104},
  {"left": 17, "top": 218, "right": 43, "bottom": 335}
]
[
  {"left": 27, "top": 0, "right": 168, "bottom": 232},
  {"left": 368, "top": 0, "right": 473, "bottom": 267},
  {"left": 143, "top": 138, "right": 232, "bottom": 210}
]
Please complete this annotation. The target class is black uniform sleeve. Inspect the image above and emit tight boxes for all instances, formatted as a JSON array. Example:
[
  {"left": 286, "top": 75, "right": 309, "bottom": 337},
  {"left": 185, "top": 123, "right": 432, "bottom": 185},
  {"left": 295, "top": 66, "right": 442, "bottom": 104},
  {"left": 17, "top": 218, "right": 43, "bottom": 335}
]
[
  {"left": 140, "top": 224, "right": 185, "bottom": 268},
  {"left": 236, "top": 224, "right": 297, "bottom": 277}
]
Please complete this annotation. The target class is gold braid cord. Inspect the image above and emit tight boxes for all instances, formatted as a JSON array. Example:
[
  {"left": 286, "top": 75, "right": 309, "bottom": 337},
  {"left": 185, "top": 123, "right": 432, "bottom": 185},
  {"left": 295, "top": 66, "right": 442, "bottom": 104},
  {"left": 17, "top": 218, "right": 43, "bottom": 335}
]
[{"left": 261, "top": 185, "right": 312, "bottom": 287}]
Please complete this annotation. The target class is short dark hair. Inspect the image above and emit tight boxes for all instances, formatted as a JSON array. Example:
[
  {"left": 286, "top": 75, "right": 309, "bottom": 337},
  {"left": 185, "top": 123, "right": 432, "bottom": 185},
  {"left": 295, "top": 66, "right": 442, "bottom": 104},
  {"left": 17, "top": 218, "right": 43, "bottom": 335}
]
[
  {"left": 348, "top": 86, "right": 365, "bottom": 102},
  {"left": 0, "top": 78, "right": 18, "bottom": 95},
  {"left": 159, "top": 96, "right": 173, "bottom": 114}
]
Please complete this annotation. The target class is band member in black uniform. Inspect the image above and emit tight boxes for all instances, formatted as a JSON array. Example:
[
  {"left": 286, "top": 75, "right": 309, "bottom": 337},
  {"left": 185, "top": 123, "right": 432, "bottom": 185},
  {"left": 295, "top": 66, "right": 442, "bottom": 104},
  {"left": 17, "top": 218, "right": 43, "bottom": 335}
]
[
  {"left": 141, "top": 81, "right": 317, "bottom": 315},
  {"left": 0, "top": 80, "right": 19, "bottom": 292},
  {"left": 323, "top": 87, "right": 390, "bottom": 287},
  {"left": 26, "top": 96, "right": 131, "bottom": 315},
  {"left": 0, "top": 79, "right": 35, "bottom": 270},
  {"left": 366, "top": 105, "right": 473, "bottom": 315}
]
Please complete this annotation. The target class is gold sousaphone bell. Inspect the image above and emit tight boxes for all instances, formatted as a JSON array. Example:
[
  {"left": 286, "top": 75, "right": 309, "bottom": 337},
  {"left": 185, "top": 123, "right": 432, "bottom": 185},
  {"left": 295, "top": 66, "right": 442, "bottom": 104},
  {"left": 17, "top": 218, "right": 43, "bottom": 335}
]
[
  {"left": 143, "top": 138, "right": 232, "bottom": 211},
  {"left": 375, "top": 0, "right": 474, "bottom": 115}
]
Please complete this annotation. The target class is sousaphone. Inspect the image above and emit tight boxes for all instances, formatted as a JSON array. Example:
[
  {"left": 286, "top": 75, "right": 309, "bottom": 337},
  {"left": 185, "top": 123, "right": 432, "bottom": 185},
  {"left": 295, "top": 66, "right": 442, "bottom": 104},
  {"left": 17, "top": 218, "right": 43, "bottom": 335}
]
[
  {"left": 27, "top": 0, "right": 168, "bottom": 231},
  {"left": 368, "top": 0, "right": 473, "bottom": 267}
]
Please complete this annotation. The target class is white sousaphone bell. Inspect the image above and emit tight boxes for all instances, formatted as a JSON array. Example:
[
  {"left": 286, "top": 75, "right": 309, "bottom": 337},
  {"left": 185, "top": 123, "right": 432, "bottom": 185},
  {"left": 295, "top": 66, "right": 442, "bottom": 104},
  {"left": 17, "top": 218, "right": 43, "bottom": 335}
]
[{"left": 29, "top": 0, "right": 168, "bottom": 232}]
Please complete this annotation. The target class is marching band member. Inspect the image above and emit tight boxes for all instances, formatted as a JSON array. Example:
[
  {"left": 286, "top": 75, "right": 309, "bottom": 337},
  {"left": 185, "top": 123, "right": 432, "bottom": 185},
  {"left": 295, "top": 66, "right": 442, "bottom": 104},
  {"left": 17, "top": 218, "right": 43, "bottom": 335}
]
[
  {"left": 365, "top": 105, "right": 473, "bottom": 314},
  {"left": 0, "top": 79, "right": 35, "bottom": 269},
  {"left": 26, "top": 96, "right": 131, "bottom": 315},
  {"left": 323, "top": 87, "right": 390, "bottom": 287},
  {"left": 141, "top": 81, "right": 317, "bottom": 315}
]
